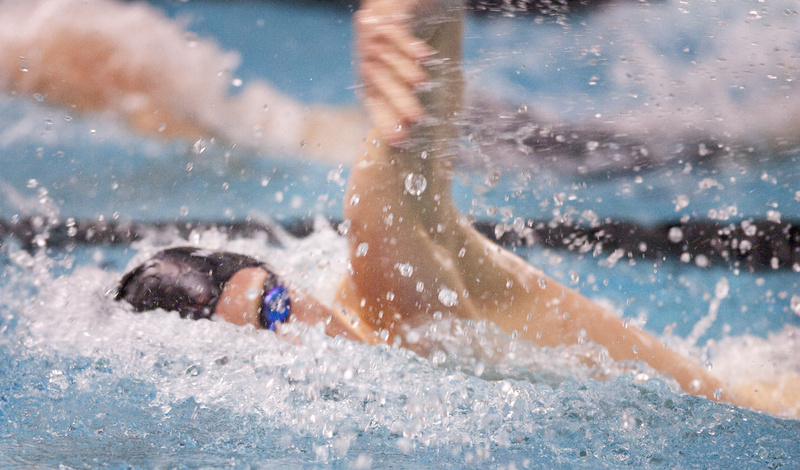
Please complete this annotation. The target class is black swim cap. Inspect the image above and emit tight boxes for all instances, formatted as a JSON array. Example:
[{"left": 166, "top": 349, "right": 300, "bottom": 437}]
[{"left": 117, "top": 247, "right": 268, "bottom": 321}]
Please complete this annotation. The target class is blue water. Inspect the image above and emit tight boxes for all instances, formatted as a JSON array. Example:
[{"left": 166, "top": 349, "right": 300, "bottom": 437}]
[{"left": 1, "top": 1, "right": 799, "bottom": 468}]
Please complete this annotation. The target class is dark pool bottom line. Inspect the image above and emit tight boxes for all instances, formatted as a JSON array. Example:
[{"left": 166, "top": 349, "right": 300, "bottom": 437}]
[{"left": 0, "top": 215, "right": 797, "bottom": 272}]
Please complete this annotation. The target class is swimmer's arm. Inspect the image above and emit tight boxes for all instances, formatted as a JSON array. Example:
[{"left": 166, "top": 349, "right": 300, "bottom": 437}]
[
  {"left": 535, "top": 283, "right": 731, "bottom": 401},
  {"left": 355, "top": 0, "right": 437, "bottom": 144}
]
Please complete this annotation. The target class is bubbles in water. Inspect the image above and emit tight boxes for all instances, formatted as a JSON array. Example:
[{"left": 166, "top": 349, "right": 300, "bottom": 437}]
[
  {"left": 395, "top": 263, "right": 414, "bottom": 277},
  {"left": 404, "top": 173, "right": 427, "bottom": 196},
  {"left": 668, "top": 226, "right": 684, "bottom": 243},
  {"left": 356, "top": 242, "right": 369, "bottom": 257},
  {"left": 438, "top": 287, "right": 458, "bottom": 307}
]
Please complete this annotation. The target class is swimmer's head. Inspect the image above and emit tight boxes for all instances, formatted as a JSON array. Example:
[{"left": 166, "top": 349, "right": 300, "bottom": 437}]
[{"left": 117, "top": 247, "right": 291, "bottom": 329}]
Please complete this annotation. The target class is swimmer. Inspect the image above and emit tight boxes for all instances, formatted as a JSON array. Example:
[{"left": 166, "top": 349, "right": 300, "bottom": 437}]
[
  {"left": 117, "top": 0, "right": 798, "bottom": 417},
  {"left": 0, "top": 0, "right": 367, "bottom": 162}
]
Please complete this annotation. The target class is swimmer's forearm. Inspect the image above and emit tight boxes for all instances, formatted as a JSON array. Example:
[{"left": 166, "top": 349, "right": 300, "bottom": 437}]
[{"left": 555, "top": 288, "right": 730, "bottom": 401}]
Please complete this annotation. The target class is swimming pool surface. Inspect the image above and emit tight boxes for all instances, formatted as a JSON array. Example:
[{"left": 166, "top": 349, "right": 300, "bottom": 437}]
[{"left": 1, "top": 0, "right": 799, "bottom": 468}]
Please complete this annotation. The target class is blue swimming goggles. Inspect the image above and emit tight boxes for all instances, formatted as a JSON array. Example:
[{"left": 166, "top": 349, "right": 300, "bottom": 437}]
[{"left": 260, "top": 281, "right": 292, "bottom": 330}]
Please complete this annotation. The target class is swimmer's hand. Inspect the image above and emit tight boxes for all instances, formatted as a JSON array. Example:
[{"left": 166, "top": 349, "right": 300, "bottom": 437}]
[{"left": 355, "top": 0, "right": 436, "bottom": 145}]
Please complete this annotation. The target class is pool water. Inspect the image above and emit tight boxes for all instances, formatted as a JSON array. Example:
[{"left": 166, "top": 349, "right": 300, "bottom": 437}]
[{"left": 1, "top": 0, "right": 799, "bottom": 468}]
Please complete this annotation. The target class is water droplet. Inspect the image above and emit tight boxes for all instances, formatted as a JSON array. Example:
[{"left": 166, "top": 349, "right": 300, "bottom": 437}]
[
  {"left": 416, "top": 282, "right": 425, "bottom": 293},
  {"left": 337, "top": 219, "right": 351, "bottom": 235},
  {"left": 570, "top": 272, "right": 580, "bottom": 284},
  {"left": 26, "top": 179, "right": 38, "bottom": 189},
  {"left": 668, "top": 226, "right": 684, "bottom": 243},
  {"left": 193, "top": 139, "right": 206, "bottom": 154},
  {"left": 221, "top": 182, "right": 229, "bottom": 191},
  {"left": 714, "top": 278, "right": 729, "bottom": 299},
  {"left": 420, "top": 151, "right": 428, "bottom": 160},
  {"left": 586, "top": 141, "right": 599, "bottom": 151},
  {"left": 395, "top": 262, "right": 414, "bottom": 277},
  {"left": 484, "top": 170, "right": 501, "bottom": 188},
  {"left": 350, "top": 193, "right": 360, "bottom": 206},
  {"left": 404, "top": 173, "right": 427, "bottom": 196},
  {"left": 386, "top": 291, "right": 395, "bottom": 301},
  {"left": 394, "top": 124, "right": 402, "bottom": 132},
  {"left": 458, "top": 247, "right": 466, "bottom": 258},
  {"left": 356, "top": 242, "right": 369, "bottom": 257},
  {"left": 674, "top": 194, "right": 690, "bottom": 211},
  {"left": 766, "top": 210, "right": 781, "bottom": 223},
  {"left": 790, "top": 295, "right": 800, "bottom": 316},
  {"left": 438, "top": 287, "right": 458, "bottom": 307},
  {"left": 298, "top": 139, "right": 306, "bottom": 148},
  {"left": 245, "top": 287, "right": 260, "bottom": 301},
  {"left": 537, "top": 278, "right": 547, "bottom": 289},
  {"left": 180, "top": 206, "right": 189, "bottom": 216},
  {"left": 518, "top": 105, "right": 528, "bottom": 113}
]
